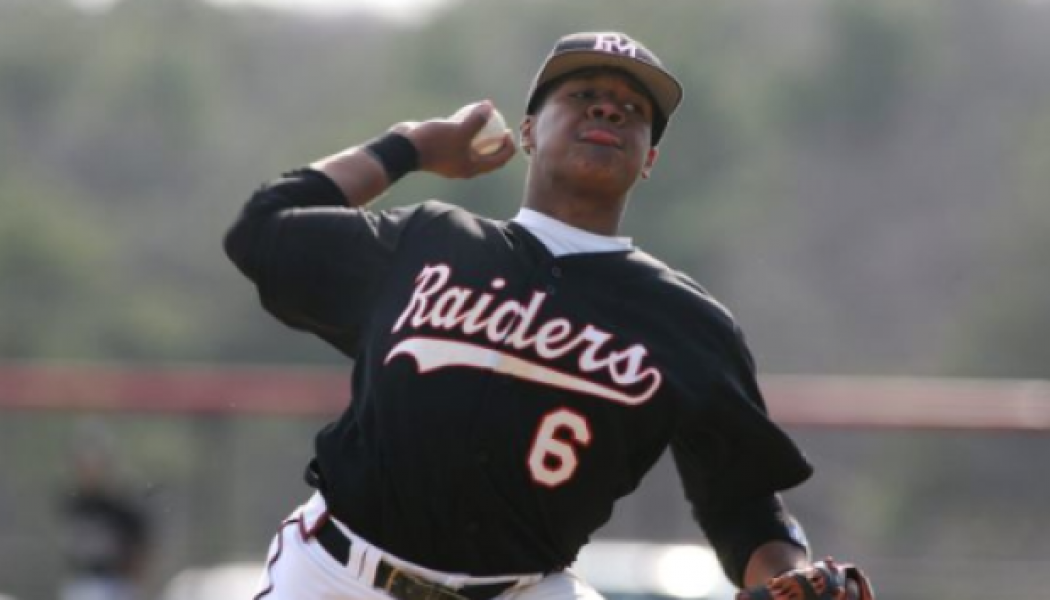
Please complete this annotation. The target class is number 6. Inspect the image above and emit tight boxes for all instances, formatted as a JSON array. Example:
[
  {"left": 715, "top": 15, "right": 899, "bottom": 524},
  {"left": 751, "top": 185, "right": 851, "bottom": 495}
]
[{"left": 528, "top": 408, "right": 591, "bottom": 487}]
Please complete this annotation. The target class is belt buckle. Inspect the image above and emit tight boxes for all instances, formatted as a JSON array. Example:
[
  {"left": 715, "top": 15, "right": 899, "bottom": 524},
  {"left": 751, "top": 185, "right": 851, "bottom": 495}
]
[{"left": 384, "top": 565, "right": 468, "bottom": 600}]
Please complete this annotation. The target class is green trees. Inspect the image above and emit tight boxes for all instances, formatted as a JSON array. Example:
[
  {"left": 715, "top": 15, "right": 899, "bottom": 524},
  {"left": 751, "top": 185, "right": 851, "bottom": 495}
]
[{"left": 0, "top": 0, "right": 1047, "bottom": 376}]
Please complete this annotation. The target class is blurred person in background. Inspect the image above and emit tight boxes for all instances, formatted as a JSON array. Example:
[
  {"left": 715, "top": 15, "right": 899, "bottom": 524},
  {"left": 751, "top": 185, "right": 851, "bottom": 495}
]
[{"left": 57, "top": 424, "right": 152, "bottom": 600}]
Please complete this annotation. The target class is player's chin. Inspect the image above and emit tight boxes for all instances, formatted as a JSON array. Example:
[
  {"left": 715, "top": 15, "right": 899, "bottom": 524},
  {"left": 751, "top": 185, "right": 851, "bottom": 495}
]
[{"left": 569, "top": 153, "right": 639, "bottom": 184}]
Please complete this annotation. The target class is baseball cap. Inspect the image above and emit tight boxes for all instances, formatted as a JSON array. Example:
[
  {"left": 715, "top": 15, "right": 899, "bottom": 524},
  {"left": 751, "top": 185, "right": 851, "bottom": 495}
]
[{"left": 525, "top": 32, "right": 684, "bottom": 145}]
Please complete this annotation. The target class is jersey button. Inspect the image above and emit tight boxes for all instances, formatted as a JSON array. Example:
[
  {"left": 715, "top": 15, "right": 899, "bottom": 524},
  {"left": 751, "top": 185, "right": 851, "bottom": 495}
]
[
  {"left": 475, "top": 450, "right": 490, "bottom": 464},
  {"left": 550, "top": 266, "right": 562, "bottom": 278},
  {"left": 545, "top": 285, "right": 557, "bottom": 295}
]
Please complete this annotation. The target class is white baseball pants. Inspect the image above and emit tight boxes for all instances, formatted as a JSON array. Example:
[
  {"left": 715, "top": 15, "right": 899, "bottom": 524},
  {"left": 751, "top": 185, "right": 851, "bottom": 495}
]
[{"left": 253, "top": 493, "right": 604, "bottom": 600}]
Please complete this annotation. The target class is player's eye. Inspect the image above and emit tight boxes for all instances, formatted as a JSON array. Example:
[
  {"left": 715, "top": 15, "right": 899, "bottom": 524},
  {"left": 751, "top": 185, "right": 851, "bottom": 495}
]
[{"left": 624, "top": 101, "right": 653, "bottom": 121}]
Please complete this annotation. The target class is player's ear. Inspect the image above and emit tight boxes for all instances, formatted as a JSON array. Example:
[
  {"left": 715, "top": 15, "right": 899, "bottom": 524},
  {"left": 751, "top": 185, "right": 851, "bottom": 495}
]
[
  {"left": 519, "top": 117, "right": 534, "bottom": 156},
  {"left": 640, "top": 146, "right": 659, "bottom": 179}
]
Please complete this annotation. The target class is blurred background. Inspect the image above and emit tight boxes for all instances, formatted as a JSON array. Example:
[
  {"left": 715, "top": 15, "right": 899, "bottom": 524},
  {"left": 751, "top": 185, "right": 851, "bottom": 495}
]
[{"left": 2, "top": 0, "right": 1049, "bottom": 598}]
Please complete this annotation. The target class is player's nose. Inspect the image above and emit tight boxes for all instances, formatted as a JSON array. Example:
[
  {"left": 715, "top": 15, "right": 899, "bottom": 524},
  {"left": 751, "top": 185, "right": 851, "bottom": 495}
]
[{"left": 586, "top": 100, "right": 626, "bottom": 125}]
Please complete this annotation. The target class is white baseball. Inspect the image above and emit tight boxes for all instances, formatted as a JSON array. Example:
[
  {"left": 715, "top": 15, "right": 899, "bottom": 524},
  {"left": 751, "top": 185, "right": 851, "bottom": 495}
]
[{"left": 451, "top": 103, "right": 508, "bottom": 155}]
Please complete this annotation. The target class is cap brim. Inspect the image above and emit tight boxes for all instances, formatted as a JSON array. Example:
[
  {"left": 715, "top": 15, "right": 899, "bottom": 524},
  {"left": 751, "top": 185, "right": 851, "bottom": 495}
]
[{"left": 528, "top": 50, "right": 683, "bottom": 121}]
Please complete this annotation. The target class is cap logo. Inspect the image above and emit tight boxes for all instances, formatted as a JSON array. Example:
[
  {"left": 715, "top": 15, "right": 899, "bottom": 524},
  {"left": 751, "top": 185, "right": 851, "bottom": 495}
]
[{"left": 592, "top": 34, "right": 638, "bottom": 58}]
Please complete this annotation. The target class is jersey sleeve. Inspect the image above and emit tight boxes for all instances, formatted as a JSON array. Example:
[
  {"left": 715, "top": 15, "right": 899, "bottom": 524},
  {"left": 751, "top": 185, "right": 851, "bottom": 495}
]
[
  {"left": 224, "top": 168, "right": 423, "bottom": 356},
  {"left": 668, "top": 304, "right": 814, "bottom": 582},
  {"left": 670, "top": 320, "right": 812, "bottom": 505}
]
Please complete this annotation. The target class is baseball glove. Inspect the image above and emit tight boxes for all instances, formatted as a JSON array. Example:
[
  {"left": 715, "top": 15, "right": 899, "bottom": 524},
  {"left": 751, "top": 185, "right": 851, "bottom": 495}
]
[{"left": 736, "top": 558, "right": 875, "bottom": 600}]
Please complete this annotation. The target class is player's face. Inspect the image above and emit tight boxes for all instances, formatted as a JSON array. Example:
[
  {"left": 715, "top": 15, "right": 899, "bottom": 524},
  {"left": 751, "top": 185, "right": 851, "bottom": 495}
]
[{"left": 521, "top": 70, "right": 659, "bottom": 192}]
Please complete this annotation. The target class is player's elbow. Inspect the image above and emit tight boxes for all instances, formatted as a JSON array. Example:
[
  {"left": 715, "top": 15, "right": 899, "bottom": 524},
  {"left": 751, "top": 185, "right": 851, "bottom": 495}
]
[{"left": 223, "top": 204, "right": 264, "bottom": 281}]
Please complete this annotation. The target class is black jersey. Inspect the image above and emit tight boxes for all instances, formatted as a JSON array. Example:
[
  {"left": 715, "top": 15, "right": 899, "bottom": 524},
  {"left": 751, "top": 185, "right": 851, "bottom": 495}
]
[{"left": 225, "top": 169, "right": 812, "bottom": 576}]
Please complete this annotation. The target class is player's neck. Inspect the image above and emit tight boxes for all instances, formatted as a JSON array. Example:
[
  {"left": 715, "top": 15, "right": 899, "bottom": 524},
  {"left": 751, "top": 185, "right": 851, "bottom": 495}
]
[{"left": 522, "top": 177, "right": 628, "bottom": 236}]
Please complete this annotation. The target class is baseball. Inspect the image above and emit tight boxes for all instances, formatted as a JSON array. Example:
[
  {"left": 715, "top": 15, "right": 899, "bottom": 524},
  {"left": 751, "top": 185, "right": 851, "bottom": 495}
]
[{"left": 451, "top": 103, "right": 509, "bottom": 155}]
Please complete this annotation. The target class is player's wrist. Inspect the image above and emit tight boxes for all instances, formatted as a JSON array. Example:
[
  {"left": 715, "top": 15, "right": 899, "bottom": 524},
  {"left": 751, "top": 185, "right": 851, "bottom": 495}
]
[{"left": 363, "top": 131, "right": 420, "bottom": 184}]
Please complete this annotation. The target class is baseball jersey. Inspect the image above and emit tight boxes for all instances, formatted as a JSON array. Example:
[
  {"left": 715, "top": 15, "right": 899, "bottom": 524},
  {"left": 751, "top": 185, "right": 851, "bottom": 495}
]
[{"left": 225, "top": 168, "right": 813, "bottom": 576}]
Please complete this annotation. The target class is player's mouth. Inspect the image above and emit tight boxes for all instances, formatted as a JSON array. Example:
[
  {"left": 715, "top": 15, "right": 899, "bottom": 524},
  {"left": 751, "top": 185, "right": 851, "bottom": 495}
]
[{"left": 577, "top": 128, "right": 623, "bottom": 149}]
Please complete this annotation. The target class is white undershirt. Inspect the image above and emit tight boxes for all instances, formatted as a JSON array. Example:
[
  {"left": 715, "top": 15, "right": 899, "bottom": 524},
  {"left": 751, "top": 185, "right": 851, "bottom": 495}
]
[{"left": 511, "top": 208, "right": 633, "bottom": 257}]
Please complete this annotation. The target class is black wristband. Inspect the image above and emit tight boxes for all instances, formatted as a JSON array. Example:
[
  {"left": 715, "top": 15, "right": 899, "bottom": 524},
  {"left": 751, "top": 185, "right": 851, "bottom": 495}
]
[{"left": 363, "top": 132, "right": 420, "bottom": 184}]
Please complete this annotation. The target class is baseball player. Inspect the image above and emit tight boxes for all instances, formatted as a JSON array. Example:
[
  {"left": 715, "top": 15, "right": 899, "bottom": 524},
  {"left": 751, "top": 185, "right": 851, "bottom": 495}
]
[{"left": 225, "top": 31, "right": 875, "bottom": 600}]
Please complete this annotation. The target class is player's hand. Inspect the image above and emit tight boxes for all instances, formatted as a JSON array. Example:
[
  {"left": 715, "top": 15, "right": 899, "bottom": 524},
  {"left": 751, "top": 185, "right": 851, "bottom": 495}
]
[
  {"left": 736, "top": 558, "right": 875, "bottom": 600},
  {"left": 390, "top": 101, "right": 516, "bottom": 179}
]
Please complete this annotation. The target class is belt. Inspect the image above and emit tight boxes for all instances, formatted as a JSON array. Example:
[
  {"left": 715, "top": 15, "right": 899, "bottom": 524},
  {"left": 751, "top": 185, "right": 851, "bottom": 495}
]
[{"left": 314, "top": 517, "right": 517, "bottom": 600}]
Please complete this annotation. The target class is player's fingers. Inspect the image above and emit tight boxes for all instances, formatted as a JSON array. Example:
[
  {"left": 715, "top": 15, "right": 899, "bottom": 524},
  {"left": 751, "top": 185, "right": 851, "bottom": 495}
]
[{"left": 450, "top": 100, "right": 495, "bottom": 135}]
